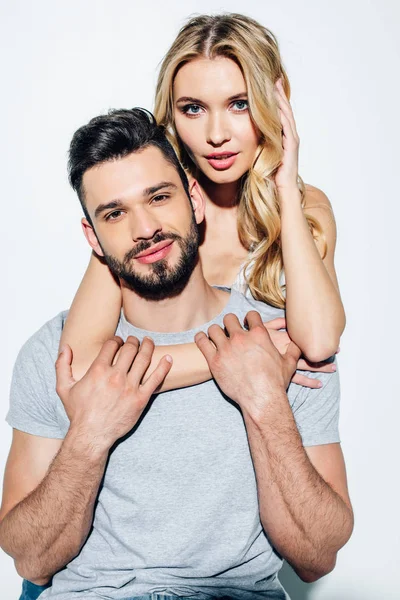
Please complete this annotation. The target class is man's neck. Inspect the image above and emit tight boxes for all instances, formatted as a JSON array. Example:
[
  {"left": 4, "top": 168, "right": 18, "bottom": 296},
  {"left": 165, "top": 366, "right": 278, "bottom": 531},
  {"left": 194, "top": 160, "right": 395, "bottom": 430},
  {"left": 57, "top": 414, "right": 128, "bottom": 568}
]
[{"left": 120, "top": 264, "right": 229, "bottom": 333}]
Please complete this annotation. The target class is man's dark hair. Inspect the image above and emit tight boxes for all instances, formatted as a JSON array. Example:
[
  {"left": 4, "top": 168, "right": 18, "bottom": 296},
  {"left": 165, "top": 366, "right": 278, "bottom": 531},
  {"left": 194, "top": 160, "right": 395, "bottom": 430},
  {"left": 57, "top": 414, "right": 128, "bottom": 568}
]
[{"left": 68, "top": 108, "right": 190, "bottom": 224}]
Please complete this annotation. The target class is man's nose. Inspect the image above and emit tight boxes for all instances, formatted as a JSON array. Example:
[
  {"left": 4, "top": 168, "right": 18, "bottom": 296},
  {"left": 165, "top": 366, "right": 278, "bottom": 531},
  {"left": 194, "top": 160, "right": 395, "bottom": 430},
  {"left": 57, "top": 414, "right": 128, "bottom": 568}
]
[
  {"left": 206, "top": 112, "right": 231, "bottom": 147},
  {"left": 130, "top": 209, "right": 162, "bottom": 242}
]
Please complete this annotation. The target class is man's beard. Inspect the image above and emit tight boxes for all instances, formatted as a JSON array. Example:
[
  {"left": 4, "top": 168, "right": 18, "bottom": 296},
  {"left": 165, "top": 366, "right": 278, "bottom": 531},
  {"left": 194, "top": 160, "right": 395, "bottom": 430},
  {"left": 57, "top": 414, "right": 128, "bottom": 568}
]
[{"left": 102, "top": 218, "right": 200, "bottom": 301}]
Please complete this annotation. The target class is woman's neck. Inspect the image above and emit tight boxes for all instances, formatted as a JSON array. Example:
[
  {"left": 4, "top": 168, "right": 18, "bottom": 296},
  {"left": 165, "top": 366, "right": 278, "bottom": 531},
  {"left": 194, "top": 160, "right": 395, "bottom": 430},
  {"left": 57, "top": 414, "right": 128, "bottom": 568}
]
[{"left": 197, "top": 172, "right": 240, "bottom": 209}]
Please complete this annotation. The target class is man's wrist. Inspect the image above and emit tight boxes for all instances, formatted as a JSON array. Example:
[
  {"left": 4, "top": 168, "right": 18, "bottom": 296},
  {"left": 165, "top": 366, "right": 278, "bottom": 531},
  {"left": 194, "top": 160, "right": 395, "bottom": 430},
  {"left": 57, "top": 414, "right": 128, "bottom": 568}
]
[
  {"left": 241, "top": 389, "right": 289, "bottom": 427},
  {"left": 64, "top": 426, "right": 111, "bottom": 462}
]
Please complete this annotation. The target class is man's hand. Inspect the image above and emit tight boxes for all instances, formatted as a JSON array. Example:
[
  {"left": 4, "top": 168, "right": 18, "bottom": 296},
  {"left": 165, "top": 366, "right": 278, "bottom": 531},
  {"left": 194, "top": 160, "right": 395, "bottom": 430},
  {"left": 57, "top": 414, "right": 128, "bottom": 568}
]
[
  {"left": 195, "top": 311, "right": 301, "bottom": 417},
  {"left": 55, "top": 336, "right": 172, "bottom": 451}
]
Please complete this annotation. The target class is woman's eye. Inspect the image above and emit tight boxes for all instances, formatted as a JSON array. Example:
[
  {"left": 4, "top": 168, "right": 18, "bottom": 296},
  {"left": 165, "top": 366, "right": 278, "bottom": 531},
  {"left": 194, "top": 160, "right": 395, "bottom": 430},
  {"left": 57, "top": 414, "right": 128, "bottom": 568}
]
[
  {"left": 106, "top": 210, "right": 124, "bottom": 221},
  {"left": 231, "top": 99, "right": 248, "bottom": 112},
  {"left": 182, "top": 104, "right": 203, "bottom": 116}
]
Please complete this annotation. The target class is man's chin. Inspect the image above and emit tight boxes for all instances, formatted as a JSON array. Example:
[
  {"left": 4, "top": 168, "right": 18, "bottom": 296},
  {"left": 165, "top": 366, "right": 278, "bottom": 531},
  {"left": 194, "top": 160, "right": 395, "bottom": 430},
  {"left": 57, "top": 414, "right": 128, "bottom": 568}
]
[{"left": 120, "top": 273, "right": 192, "bottom": 301}]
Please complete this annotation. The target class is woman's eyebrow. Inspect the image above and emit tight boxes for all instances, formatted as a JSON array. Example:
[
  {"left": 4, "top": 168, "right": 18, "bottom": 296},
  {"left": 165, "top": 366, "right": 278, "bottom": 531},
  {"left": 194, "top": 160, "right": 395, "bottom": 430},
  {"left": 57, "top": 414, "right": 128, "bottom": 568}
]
[
  {"left": 175, "top": 96, "right": 202, "bottom": 104},
  {"left": 175, "top": 92, "right": 247, "bottom": 104}
]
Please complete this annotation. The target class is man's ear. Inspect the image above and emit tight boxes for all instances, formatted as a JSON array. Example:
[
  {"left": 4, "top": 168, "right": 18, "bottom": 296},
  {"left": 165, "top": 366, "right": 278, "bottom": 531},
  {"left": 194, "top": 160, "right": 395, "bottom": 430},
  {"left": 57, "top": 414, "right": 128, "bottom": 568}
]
[
  {"left": 189, "top": 179, "right": 205, "bottom": 225},
  {"left": 81, "top": 218, "right": 104, "bottom": 257}
]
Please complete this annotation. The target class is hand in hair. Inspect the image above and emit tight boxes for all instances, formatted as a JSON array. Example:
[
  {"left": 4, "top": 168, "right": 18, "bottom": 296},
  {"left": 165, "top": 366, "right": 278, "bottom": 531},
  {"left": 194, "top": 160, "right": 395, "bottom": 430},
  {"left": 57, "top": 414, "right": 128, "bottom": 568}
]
[{"left": 274, "top": 78, "right": 301, "bottom": 194}]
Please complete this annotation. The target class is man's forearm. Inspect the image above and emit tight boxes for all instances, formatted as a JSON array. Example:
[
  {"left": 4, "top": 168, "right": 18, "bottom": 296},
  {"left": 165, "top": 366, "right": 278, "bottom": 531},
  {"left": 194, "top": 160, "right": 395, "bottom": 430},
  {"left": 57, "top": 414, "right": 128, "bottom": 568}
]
[
  {"left": 242, "top": 395, "right": 353, "bottom": 582},
  {"left": 0, "top": 429, "right": 108, "bottom": 584}
]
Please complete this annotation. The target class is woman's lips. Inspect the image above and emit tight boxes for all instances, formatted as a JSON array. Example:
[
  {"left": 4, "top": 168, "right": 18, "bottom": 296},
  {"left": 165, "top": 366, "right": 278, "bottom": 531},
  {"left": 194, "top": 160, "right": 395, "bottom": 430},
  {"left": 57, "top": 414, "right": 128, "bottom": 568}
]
[
  {"left": 205, "top": 153, "right": 239, "bottom": 171},
  {"left": 135, "top": 241, "right": 174, "bottom": 264}
]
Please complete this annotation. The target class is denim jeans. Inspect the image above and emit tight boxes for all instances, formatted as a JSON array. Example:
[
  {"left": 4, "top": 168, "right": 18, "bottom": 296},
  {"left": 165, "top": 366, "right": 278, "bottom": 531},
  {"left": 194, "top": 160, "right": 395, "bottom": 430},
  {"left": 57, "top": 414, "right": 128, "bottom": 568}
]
[{"left": 20, "top": 579, "right": 51, "bottom": 600}]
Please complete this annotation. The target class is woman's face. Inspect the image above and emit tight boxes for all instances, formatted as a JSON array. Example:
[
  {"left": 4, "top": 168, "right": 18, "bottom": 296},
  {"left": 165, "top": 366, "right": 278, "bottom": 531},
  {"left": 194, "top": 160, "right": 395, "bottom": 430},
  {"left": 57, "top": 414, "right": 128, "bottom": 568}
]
[{"left": 173, "top": 56, "right": 260, "bottom": 185}]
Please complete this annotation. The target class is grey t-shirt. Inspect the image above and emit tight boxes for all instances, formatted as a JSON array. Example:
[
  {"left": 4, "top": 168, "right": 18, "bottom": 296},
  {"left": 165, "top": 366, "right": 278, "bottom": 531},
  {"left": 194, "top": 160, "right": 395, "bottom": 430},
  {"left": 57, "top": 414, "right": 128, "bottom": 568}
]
[{"left": 7, "top": 288, "right": 340, "bottom": 600}]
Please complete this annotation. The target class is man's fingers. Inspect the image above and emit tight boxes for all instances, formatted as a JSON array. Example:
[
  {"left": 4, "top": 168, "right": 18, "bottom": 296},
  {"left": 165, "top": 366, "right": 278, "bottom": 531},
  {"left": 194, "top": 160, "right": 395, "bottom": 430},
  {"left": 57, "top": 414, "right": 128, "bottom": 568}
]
[
  {"left": 195, "top": 331, "right": 217, "bottom": 364},
  {"left": 114, "top": 336, "right": 140, "bottom": 372},
  {"left": 291, "top": 373, "right": 322, "bottom": 389},
  {"left": 286, "top": 340, "right": 302, "bottom": 364},
  {"left": 244, "top": 311, "right": 265, "bottom": 331},
  {"left": 129, "top": 337, "right": 155, "bottom": 386},
  {"left": 207, "top": 324, "right": 228, "bottom": 350},
  {"left": 223, "top": 313, "right": 243, "bottom": 336},
  {"left": 55, "top": 344, "right": 75, "bottom": 397},
  {"left": 140, "top": 355, "right": 173, "bottom": 396},
  {"left": 263, "top": 317, "right": 286, "bottom": 331},
  {"left": 96, "top": 337, "right": 124, "bottom": 366}
]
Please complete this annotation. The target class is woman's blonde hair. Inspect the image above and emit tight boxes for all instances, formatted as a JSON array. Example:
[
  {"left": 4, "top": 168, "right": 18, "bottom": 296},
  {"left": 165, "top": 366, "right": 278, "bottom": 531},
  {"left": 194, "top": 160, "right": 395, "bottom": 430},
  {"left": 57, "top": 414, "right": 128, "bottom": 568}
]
[{"left": 155, "top": 13, "right": 325, "bottom": 308}]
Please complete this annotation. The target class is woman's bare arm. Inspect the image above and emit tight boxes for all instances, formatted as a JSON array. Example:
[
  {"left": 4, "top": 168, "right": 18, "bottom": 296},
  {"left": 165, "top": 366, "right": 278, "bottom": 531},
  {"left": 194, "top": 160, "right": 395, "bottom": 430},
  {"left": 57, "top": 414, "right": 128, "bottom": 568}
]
[
  {"left": 63, "top": 251, "right": 336, "bottom": 389},
  {"left": 280, "top": 184, "right": 345, "bottom": 362},
  {"left": 60, "top": 253, "right": 211, "bottom": 388}
]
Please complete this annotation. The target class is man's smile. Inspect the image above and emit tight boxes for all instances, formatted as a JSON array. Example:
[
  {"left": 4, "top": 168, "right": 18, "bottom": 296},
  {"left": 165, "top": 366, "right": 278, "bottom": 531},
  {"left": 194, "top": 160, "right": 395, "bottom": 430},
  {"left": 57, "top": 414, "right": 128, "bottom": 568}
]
[{"left": 134, "top": 240, "right": 174, "bottom": 264}]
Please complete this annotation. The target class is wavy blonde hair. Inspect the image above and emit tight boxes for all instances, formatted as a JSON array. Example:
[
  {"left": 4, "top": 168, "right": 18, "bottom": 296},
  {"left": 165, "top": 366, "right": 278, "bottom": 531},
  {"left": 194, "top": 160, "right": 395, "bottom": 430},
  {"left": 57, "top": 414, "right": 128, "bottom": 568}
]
[{"left": 155, "top": 13, "right": 325, "bottom": 308}]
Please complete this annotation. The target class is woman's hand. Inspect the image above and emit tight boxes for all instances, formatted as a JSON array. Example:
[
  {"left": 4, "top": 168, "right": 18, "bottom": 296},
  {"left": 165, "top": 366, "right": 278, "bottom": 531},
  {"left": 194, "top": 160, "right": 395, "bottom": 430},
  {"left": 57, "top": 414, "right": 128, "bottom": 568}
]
[
  {"left": 274, "top": 78, "right": 300, "bottom": 194},
  {"left": 265, "top": 318, "right": 337, "bottom": 389}
]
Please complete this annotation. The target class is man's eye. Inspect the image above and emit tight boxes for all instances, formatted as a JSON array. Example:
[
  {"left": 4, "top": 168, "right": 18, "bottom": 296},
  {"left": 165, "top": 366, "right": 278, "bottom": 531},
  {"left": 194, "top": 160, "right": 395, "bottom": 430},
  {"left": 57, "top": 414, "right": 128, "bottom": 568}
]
[
  {"left": 231, "top": 100, "right": 248, "bottom": 112},
  {"left": 181, "top": 104, "right": 203, "bottom": 116},
  {"left": 151, "top": 194, "right": 169, "bottom": 204},
  {"left": 106, "top": 210, "right": 124, "bottom": 221}
]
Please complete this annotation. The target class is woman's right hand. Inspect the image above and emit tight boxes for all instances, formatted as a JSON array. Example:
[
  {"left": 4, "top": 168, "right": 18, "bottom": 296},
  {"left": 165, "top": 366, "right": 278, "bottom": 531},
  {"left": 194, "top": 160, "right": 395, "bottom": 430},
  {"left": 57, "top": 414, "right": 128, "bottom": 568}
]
[{"left": 265, "top": 318, "right": 338, "bottom": 389}]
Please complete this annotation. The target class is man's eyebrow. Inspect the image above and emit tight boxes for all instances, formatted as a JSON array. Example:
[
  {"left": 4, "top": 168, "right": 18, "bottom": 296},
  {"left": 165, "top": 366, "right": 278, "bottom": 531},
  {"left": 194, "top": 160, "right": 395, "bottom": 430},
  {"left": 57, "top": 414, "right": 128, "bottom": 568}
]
[
  {"left": 175, "top": 93, "right": 247, "bottom": 104},
  {"left": 143, "top": 181, "right": 178, "bottom": 196},
  {"left": 94, "top": 183, "right": 178, "bottom": 218},
  {"left": 94, "top": 200, "right": 124, "bottom": 219}
]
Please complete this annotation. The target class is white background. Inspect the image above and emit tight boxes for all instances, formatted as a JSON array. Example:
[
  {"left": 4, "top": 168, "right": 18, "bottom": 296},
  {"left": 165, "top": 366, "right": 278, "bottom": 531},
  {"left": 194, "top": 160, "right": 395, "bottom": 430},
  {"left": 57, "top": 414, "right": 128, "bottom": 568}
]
[{"left": 1, "top": 1, "right": 399, "bottom": 599}]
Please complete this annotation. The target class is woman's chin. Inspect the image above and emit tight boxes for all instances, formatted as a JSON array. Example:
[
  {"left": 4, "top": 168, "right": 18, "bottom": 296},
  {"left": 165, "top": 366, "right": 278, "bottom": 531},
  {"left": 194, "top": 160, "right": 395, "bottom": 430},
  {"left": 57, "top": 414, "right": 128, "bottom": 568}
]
[{"left": 201, "top": 166, "right": 247, "bottom": 187}]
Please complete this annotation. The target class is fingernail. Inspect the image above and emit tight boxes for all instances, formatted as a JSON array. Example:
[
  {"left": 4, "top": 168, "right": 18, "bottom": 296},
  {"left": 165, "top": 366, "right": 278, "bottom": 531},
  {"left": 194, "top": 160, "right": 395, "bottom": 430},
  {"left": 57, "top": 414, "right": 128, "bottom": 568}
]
[
  {"left": 166, "top": 355, "right": 173, "bottom": 363},
  {"left": 317, "top": 381, "right": 323, "bottom": 388},
  {"left": 331, "top": 364, "right": 337, "bottom": 372},
  {"left": 58, "top": 345, "right": 66, "bottom": 356}
]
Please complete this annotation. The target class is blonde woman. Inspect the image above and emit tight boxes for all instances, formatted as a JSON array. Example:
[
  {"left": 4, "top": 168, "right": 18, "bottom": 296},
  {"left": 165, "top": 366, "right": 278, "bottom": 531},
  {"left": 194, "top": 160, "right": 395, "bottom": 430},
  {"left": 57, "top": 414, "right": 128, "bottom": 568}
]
[{"left": 60, "top": 13, "right": 345, "bottom": 390}]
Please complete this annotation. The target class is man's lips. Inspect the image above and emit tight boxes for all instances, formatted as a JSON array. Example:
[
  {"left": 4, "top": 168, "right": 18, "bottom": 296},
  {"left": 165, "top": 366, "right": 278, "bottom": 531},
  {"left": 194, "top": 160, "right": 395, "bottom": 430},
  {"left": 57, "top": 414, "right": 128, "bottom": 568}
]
[
  {"left": 204, "top": 152, "right": 239, "bottom": 170},
  {"left": 135, "top": 240, "right": 174, "bottom": 264}
]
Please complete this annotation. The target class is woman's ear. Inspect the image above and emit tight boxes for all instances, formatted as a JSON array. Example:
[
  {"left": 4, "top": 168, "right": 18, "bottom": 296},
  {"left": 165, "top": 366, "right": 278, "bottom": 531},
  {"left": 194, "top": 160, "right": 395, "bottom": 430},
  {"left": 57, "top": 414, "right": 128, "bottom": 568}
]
[
  {"left": 81, "top": 218, "right": 104, "bottom": 257},
  {"left": 189, "top": 179, "right": 206, "bottom": 225}
]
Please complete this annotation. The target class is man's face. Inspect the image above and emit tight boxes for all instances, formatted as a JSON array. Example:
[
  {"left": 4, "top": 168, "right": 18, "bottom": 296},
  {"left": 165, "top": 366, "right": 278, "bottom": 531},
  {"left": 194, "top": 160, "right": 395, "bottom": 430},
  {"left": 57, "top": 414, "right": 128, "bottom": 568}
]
[{"left": 82, "top": 146, "right": 203, "bottom": 300}]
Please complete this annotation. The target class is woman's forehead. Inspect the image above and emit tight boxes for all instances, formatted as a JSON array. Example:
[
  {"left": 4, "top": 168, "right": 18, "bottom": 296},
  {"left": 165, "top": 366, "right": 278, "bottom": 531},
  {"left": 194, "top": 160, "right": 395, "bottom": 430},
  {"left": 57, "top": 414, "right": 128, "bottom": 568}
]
[{"left": 173, "top": 57, "right": 246, "bottom": 101}]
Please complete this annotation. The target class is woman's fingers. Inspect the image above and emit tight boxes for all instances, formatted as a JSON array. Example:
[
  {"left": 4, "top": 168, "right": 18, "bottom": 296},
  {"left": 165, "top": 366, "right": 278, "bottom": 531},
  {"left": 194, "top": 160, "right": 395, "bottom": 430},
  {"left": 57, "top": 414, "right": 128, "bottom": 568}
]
[
  {"left": 291, "top": 372, "right": 322, "bottom": 389},
  {"left": 276, "top": 79, "right": 299, "bottom": 139},
  {"left": 263, "top": 317, "right": 286, "bottom": 331},
  {"left": 297, "top": 358, "right": 337, "bottom": 373}
]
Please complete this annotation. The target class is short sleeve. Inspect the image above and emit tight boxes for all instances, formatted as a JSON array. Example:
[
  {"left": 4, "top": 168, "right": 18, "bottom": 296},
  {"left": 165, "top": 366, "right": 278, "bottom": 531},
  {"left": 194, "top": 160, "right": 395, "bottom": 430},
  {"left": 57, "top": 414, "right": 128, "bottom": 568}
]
[
  {"left": 6, "top": 314, "right": 66, "bottom": 439},
  {"left": 288, "top": 362, "right": 341, "bottom": 447}
]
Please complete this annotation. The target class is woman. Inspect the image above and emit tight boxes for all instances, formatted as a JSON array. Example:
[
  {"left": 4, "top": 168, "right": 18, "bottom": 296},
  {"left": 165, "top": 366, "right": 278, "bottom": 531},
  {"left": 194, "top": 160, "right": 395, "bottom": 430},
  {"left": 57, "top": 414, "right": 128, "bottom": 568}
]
[
  {"left": 60, "top": 13, "right": 344, "bottom": 387},
  {"left": 21, "top": 13, "right": 344, "bottom": 598}
]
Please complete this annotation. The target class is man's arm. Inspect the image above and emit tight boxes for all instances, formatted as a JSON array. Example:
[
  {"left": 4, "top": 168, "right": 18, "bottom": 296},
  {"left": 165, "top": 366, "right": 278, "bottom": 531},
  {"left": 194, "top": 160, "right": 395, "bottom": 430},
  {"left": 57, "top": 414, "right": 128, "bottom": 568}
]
[
  {"left": 195, "top": 311, "right": 353, "bottom": 583},
  {"left": 0, "top": 428, "right": 108, "bottom": 584},
  {"left": 242, "top": 401, "right": 353, "bottom": 582},
  {"left": 0, "top": 336, "right": 172, "bottom": 584}
]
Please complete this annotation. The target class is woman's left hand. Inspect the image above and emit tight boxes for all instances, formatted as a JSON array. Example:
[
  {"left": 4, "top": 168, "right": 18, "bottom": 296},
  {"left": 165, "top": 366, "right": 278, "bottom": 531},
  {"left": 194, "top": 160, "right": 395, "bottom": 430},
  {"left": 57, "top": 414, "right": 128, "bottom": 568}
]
[{"left": 274, "top": 78, "right": 300, "bottom": 193}]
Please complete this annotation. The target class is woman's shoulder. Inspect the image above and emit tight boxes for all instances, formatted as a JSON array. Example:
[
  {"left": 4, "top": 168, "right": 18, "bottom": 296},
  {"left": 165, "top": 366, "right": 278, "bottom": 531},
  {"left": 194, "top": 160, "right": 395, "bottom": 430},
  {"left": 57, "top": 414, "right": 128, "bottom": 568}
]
[
  {"left": 304, "top": 183, "right": 332, "bottom": 209},
  {"left": 303, "top": 184, "right": 336, "bottom": 229}
]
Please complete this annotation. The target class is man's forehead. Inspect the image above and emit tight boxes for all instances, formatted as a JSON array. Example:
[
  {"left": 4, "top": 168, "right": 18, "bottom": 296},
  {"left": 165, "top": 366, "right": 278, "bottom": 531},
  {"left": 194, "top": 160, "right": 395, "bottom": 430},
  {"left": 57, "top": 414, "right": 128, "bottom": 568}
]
[{"left": 83, "top": 146, "right": 179, "bottom": 202}]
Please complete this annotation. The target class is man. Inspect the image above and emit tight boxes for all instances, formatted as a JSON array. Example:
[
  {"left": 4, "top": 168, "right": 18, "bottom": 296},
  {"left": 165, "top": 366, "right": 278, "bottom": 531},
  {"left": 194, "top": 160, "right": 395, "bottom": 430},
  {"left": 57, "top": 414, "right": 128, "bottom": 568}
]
[{"left": 0, "top": 109, "right": 353, "bottom": 600}]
